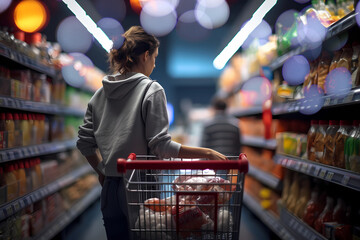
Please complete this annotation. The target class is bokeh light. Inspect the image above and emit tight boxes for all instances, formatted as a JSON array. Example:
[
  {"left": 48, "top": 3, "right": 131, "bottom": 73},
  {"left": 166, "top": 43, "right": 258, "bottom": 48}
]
[
  {"left": 325, "top": 67, "right": 352, "bottom": 99},
  {"left": 62, "top": 53, "right": 93, "bottom": 88},
  {"left": 242, "top": 20, "right": 272, "bottom": 49},
  {"left": 97, "top": 18, "right": 124, "bottom": 50},
  {"left": 275, "top": 9, "right": 298, "bottom": 34},
  {"left": 323, "top": 32, "right": 348, "bottom": 52},
  {"left": 0, "top": 0, "right": 11, "bottom": 14},
  {"left": 167, "top": 102, "right": 174, "bottom": 126},
  {"left": 282, "top": 55, "right": 310, "bottom": 86},
  {"left": 176, "top": 0, "right": 197, "bottom": 16},
  {"left": 176, "top": 10, "right": 210, "bottom": 41},
  {"left": 195, "top": 0, "right": 230, "bottom": 29},
  {"left": 300, "top": 85, "right": 324, "bottom": 115},
  {"left": 140, "top": 6, "right": 177, "bottom": 36},
  {"left": 141, "top": 0, "right": 177, "bottom": 17},
  {"left": 241, "top": 77, "right": 272, "bottom": 105},
  {"left": 356, "top": 2, "right": 360, "bottom": 27},
  {"left": 14, "top": 0, "right": 47, "bottom": 33},
  {"left": 302, "top": 45, "right": 322, "bottom": 61},
  {"left": 130, "top": 0, "right": 142, "bottom": 14},
  {"left": 297, "top": 11, "right": 327, "bottom": 49},
  {"left": 93, "top": 0, "right": 126, "bottom": 22},
  {"left": 56, "top": 16, "right": 92, "bottom": 53}
]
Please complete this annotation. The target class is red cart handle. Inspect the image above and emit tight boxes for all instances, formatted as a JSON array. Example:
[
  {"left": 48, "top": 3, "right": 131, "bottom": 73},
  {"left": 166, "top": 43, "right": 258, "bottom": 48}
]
[{"left": 117, "top": 153, "right": 248, "bottom": 173}]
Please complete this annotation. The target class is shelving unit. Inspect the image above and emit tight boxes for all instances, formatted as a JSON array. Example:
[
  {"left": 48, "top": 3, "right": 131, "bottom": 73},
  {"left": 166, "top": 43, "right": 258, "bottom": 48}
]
[
  {"left": 243, "top": 193, "right": 295, "bottom": 240},
  {"left": 33, "top": 185, "right": 101, "bottom": 240},
  {"left": 0, "top": 164, "right": 93, "bottom": 221},
  {"left": 0, "top": 95, "right": 85, "bottom": 117},
  {"left": 274, "top": 154, "right": 360, "bottom": 191},
  {"left": 0, "top": 31, "right": 99, "bottom": 239},
  {"left": 248, "top": 166, "right": 282, "bottom": 190},
  {"left": 225, "top": 9, "right": 360, "bottom": 240},
  {"left": 268, "top": 11, "right": 357, "bottom": 71},
  {"left": 279, "top": 204, "right": 326, "bottom": 240},
  {"left": 0, "top": 138, "right": 77, "bottom": 163},
  {"left": 241, "top": 136, "right": 277, "bottom": 150}
]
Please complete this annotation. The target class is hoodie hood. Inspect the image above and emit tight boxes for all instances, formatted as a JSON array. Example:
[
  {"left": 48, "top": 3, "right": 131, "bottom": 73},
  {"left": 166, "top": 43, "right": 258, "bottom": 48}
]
[{"left": 102, "top": 72, "right": 148, "bottom": 99}]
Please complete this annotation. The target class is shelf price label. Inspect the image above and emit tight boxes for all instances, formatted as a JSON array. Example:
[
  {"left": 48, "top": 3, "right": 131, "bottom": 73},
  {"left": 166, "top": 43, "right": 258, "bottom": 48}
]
[
  {"left": 318, "top": 169, "right": 327, "bottom": 179},
  {"left": 325, "top": 172, "right": 334, "bottom": 181},
  {"left": 314, "top": 167, "right": 321, "bottom": 176},
  {"left": 341, "top": 175, "right": 350, "bottom": 186}
]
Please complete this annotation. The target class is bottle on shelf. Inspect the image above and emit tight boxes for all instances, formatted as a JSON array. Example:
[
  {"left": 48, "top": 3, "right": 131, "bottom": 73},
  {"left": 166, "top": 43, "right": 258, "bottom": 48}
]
[
  {"left": 322, "top": 120, "right": 339, "bottom": 165},
  {"left": 314, "top": 120, "right": 328, "bottom": 162},
  {"left": 20, "top": 113, "right": 30, "bottom": 146},
  {"left": 30, "top": 159, "right": 39, "bottom": 190},
  {"left": 17, "top": 161, "right": 27, "bottom": 196},
  {"left": 24, "top": 160, "right": 33, "bottom": 193},
  {"left": 0, "top": 112, "right": 7, "bottom": 149},
  {"left": 5, "top": 113, "right": 15, "bottom": 148},
  {"left": 348, "top": 122, "right": 360, "bottom": 173},
  {"left": 5, "top": 164, "right": 18, "bottom": 201},
  {"left": 314, "top": 196, "right": 335, "bottom": 234},
  {"left": 34, "top": 158, "right": 42, "bottom": 187},
  {"left": 34, "top": 114, "right": 41, "bottom": 144},
  {"left": 13, "top": 113, "right": 22, "bottom": 147},
  {"left": 333, "top": 120, "right": 352, "bottom": 168},
  {"left": 307, "top": 120, "right": 319, "bottom": 161},
  {"left": 344, "top": 120, "right": 359, "bottom": 170}
]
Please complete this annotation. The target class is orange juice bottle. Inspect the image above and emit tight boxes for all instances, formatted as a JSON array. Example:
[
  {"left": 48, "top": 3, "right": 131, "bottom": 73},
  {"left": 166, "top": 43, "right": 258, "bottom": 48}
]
[
  {"left": 5, "top": 113, "right": 15, "bottom": 148},
  {"left": 13, "top": 113, "right": 22, "bottom": 147},
  {"left": 35, "top": 158, "right": 42, "bottom": 187},
  {"left": 5, "top": 164, "right": 18, "bottom": 201},
  {"left": 33, "top": 114, "right": 40, "bottom": 144},
  {"left": 24, "top": 160, "right": 33, "bottom": 192},
  {"left": 17, "top": 161, "right": 27, "bottom": 196},
  {"left": 30, "top": 159, "right": 39, "bottom": 190},
  {"left": 37, "top": 114, "right": 44, "bottom": 144},
  {"left": 20, "top": 113, "right": 30, "bottom": 146}
]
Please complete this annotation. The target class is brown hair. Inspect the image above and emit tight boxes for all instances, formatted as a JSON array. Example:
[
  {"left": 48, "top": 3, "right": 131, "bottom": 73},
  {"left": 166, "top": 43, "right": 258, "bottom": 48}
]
[{"left": 108, "top": 26, "right": 160, "bottom": 74}]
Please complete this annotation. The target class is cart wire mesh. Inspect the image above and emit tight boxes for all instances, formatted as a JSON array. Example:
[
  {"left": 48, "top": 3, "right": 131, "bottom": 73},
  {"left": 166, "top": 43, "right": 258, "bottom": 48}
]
[{"left": 117, "top": 154, "right": 249, "bottom": 240}]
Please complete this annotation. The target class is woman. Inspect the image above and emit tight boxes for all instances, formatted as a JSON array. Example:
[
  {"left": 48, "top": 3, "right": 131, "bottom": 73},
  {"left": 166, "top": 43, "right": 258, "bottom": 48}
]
[{"left": 77, "top": 26, "right": 227, "bottom": 240}]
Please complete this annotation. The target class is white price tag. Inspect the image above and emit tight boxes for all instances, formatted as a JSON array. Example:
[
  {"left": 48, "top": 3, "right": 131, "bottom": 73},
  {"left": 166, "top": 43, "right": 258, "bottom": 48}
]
[
  {"left": 325, "top": 172, "right": 334, "bottom": 181},
  {"left": 301, "top": 163, "right": 308, "bottom": 173},
  {"left": 324, "top": 98, "right": 331, "bottom": 106},
  {"left": 314, "top": 167, "right": 320, "bottom": 176},
  {"left": 319, "top": 169, "right": 327, "bottom": 179},
  {"left": 341, "top": 175, "right": 350, "bottom": 185}
]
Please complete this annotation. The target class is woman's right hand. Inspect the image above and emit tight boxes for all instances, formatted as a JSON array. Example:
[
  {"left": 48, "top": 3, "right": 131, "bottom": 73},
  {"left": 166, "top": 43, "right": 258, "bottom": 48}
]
[{"left": 206, "top": 149, "right": 228, "bottom": 161}]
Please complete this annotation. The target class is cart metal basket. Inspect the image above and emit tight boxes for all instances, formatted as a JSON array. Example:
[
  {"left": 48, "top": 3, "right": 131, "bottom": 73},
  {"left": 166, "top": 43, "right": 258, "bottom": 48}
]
[{"left": 117, "top": 154, "right": 249, "bottom": 240}]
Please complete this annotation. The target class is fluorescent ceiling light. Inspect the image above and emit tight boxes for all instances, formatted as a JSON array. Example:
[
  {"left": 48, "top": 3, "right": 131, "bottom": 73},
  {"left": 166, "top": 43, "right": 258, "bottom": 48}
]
[
  {"left": 62, "top": 0, "right": 113, "bottom": 52},
  {"left": 213, "top": 0, "right": 277, "bottom": 70}
]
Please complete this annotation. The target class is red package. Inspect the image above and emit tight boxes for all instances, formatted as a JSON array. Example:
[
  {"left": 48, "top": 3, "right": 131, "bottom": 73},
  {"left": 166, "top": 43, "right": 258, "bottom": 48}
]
[{"left": 171, "top": 200, "right": 209, "bottom": 237}]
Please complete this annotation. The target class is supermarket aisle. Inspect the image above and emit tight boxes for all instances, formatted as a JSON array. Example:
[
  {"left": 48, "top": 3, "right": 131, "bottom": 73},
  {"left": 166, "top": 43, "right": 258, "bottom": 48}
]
[
  {"left": 63, "top": 200, "right": 276, "bottom": 240},
  {"left": 60, "top": 199, "right": 107, "bottom": 240}
]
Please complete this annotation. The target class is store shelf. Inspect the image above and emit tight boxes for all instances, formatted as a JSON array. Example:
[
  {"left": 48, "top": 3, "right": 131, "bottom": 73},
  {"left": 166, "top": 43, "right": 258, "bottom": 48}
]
[
  {"left": 279, "top": 204, "right": 326, "bottom": 240},
  {"left": 272, "top": 87, "right": 360, "bottom": 116},
  {"left": 248, "top": 166, "right": 282, "bottom": 190},
  {"left": 269, "top": 11, "right": 357, "bottom": 71},
  {"left": 0, "top": 42, "right": 57, "bottom": 78},
  {"left": 0, "top": 138, "right": 77, "bottom": 163},
  {"left": 230, "top": 105, "right": 263, "bottom": 118},
  {"left": 0, "top": 95, "right": 85, "bottom": 117},
  {"left": 33, "top": 185, "right": 101, "bottom": 240},
  {"left": 0, "top": 164, "right": 93, "bottom": 222},
  {"left": 241, "top": 136, "right": 277, "bottom": 150},
  {"left": 274, "top": 154, "right": 360, "bottom": 191},
  {"left": 243, "top": 193, "right": 295, "bottom": 240}
]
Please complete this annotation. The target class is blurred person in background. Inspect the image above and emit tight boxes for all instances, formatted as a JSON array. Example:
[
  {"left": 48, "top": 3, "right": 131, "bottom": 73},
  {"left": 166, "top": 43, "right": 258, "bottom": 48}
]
[
  {"left": 76, "top": 26, "right": 227, "bottom": 240},
  {"left": 201, "top": 97, "right": 242, "bottom": 161}
]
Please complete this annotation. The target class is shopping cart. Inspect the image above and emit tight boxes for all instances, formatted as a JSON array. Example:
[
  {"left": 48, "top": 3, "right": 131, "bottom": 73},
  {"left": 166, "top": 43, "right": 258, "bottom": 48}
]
[{"left": 117, "top": 153, "right": 249, "bottom": 240}]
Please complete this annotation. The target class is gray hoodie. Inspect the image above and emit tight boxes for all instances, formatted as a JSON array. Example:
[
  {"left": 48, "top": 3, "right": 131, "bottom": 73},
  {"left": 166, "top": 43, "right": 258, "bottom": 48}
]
[{"left": 77, "top": 72, "right": 181, "bottom": 176}]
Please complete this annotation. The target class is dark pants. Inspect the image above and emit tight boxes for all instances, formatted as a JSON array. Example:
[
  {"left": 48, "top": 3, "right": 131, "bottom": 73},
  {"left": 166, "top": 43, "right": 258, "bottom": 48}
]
[{"left": 101, "top": 177, "right": 130, "bottom": 240}]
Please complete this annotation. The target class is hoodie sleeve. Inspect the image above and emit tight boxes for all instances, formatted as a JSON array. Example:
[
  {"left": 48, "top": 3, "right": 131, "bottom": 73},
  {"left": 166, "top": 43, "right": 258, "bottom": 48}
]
[
  {"left": 77, "top": 102, "right": 98, "bottom": 156},
  {"left": 144, "top": 88, "right": 181, "bottom": 158}
]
